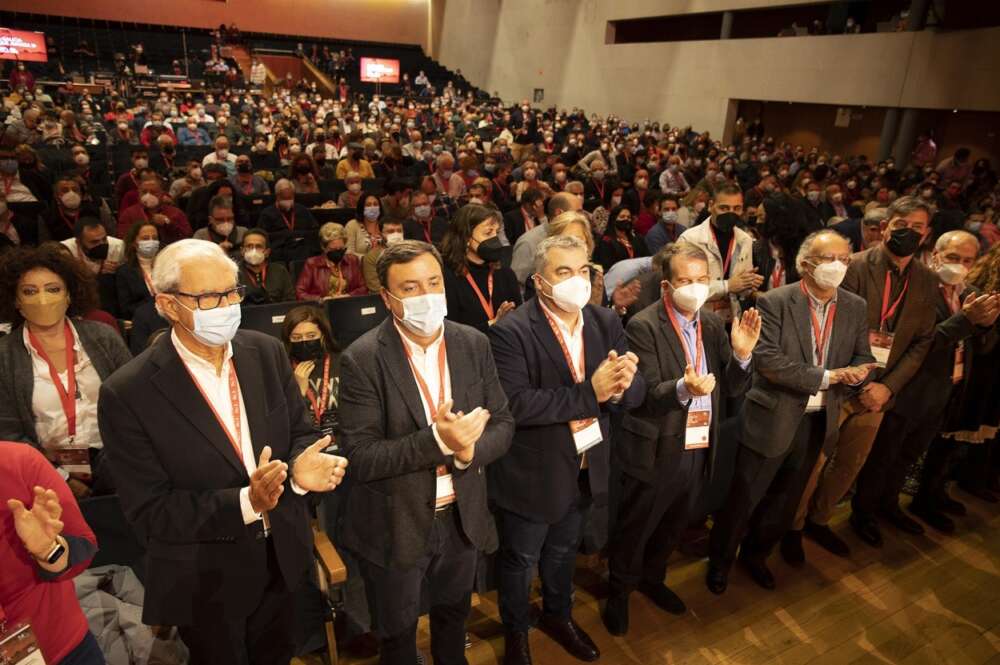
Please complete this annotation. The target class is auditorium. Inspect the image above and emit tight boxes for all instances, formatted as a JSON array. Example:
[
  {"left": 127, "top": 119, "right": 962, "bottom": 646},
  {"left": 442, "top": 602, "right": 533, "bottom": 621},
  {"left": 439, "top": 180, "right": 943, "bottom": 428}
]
[{"left": 1, "top": 1, "right": 999, "bottom": 664}]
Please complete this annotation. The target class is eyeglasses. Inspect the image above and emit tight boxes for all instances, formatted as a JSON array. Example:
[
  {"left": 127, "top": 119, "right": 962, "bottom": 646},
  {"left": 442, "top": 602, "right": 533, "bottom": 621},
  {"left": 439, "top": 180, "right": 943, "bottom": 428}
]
[{"left": 171, "top": 285, "right": 246, "bottom": 310}]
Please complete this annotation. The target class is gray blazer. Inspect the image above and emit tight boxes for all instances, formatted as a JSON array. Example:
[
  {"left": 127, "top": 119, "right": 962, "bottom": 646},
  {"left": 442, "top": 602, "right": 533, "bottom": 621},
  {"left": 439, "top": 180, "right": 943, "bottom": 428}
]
[
  {"left": 337, "top": 318, "right": 514, "bottom": 569},
  {"left": 0, "top": 319, "right": 132, "bottom": 447},
  {"left": 743, "top": 282, "right": 874, "bottom": 458}
]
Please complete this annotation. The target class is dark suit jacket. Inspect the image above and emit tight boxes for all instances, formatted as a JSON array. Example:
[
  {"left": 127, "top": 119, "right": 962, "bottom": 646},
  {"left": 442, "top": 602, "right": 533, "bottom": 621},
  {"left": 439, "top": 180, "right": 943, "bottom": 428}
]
[
  {"left": 841, "top": 246, "right": 937, "bottom": 398},
  {"left": 98, "top": 330, "right": 318, "bottom": 625},
  {"left": 258, "top": 203, "right": 320, "bottom": 264},
  {"left": 503, "top": 206, "right": 535, "bottom": 245},
  {"left": 745, "top": 282, "right": 874, "bottom": 458},
  {"left": 831, "top": 217, "right": 863, "bottom": 253},
  {"left": 115, "top": 262, "right": 153, "bottom": 320},
  {"left": 626, "top": 269, "right": 661, "bottom": 320},
  {"left": 238, "top": 260, "right": 296, "bottom": 304},
  {"left": 488, "top": 299, "right": 645, "bottom": 524},
  {"left": 402, "top": 216, "right": 449, "bottom": 246},
  {"left": 337, "top": 319, "right": 514, "bottom": 569},
  {"left": 595, "top": 233, "right": 649, "bottom": 272},
  {"left": 617, "top": 302, "right": 750, "bottom": 484}
]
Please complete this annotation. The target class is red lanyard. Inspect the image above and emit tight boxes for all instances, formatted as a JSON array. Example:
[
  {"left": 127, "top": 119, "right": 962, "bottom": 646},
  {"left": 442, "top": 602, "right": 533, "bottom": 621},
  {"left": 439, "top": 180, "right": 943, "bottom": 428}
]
[
  {"left": 27, "top": 322, "right": 77, "bottom": 442},
  {"left": 181, "top": 357, "right": 244, "bottom": 462},
  {"left": 663, "top": 295, "right": 704, "bottom": 372},
  {"left": 240, "top": 178, "right": 254, "bottom": 195},
  {"left": 129, "top": 171, "right": 140, "bottom": 188},
  {"left": 420, "top": 220, "right": 432, "bottom": 244},
  {"left": 771, "top": 258, "right": 784, "bottom": 289},
  {"left": 800, "top": 281, "right": 837, "bottom": 365},
  {"left": 302, "top": 354, "right": 331, "bottom": 422},
  {"left": 941, "top": 284, "right": 960, "bottom": 315},
  {"left": 593, "top": 180, "right": 605, "bottom": 200},
  {"left": 540, "top": 304, "right": 585, "bottom": 383},
  {"left": 279, "top": 206, "right": 296, "bottom": 230},
  {"left": 2, "top": 176, "right": 13, "bottom": 197},
  {"left": 880, "top": 270, "right": 909, "bottom": 330},
  {"left": 617, "top": 233, "right": 635, "bottom": 259},
  {"left": 245, "top": 264, "right": 267, "bottom": 287},
  {"left": 710, "top": 226, "right": 735, "bottom": 276},
  {"left": 399, "top": 331, "right": 447, "bottom": 421},
  {"left": 465, "top": 268, "right": 495, "bottom": 320}
]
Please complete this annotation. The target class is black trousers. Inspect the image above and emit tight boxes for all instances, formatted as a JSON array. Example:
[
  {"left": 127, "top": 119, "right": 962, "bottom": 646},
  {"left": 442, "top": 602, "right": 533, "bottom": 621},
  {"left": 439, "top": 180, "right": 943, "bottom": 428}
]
[
  {"left": 360, "top": 506, "right": 477, "bottom": 665},
  {"left": 853, "top": 408, "right": 943, "bottom": 516},
  {"left": 915, "top": 435, "right": 961, "bottom": 506},
  {"left": 607, "top": 449, "right": 706, "bottom": 594},
  {"left": 178, "top": 538, "right": 295, "bottom": 665},
  {"left": 710, "top": 412, "right": 826, "bottom": 567}
]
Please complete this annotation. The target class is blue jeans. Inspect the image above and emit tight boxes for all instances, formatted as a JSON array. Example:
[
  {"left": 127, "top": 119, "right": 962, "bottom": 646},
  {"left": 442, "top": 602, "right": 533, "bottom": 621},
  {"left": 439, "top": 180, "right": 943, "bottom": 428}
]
[
  {"left": 496, "top": 505, "right": 584, "bottom": 633},
  {"left": 59, "top": 632, "right": 105, "bottom": 665}
]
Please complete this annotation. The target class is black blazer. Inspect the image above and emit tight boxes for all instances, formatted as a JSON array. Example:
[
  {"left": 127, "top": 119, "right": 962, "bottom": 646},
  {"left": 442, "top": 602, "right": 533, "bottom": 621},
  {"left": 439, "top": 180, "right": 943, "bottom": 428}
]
[
  {"left": 402, "top": 216, "right": 449, "bottom": 246},
  {"left": 115, "top": 262, "right": 153, "bottom": 320},
  {"left": 258, "top": 203, "right": 320, "bottom": 264},
  {"left": 595, "top": 233, "right": 649, "bottom": 272},
  {"left": 502, "top": 206, "right": 534, "bottom": 246},
  {"left": 488, "top": 298, "right": 645, "bottom": 524},
  {"left": 98, "top": 330, "right": 319, "bottom": 625},
  {"left": 617, "top": 302, "right": 750, "bottom": 484},
  {"left": 443, "top": 262, "right": 523, "bottom": 333},
  {"left": 337, "top": 319, "right": 514, "bottom": 569}
]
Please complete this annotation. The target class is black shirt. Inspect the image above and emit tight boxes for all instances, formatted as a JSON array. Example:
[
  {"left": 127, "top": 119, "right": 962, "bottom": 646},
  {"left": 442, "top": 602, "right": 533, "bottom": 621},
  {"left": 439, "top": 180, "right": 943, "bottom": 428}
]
[{"left": 444, "top": 261, "right": 522, "bottom": 333}]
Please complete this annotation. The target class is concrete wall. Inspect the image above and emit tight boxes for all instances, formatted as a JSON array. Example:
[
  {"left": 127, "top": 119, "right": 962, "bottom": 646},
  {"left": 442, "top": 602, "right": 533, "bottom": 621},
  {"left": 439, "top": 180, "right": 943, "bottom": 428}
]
[
  {"left": 7, "top": 0, "right": 431, "bottom": 51},
  {"left": 434, "top": 0, "right": 1000, "bottom": 138}
]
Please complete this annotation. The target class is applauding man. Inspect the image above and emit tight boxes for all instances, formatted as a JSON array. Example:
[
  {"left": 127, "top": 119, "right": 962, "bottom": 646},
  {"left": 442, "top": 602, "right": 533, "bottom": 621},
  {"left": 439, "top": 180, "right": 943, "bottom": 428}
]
[
  {"left": 99, "top": 240, "right": 347, "bottom": 665},
  {"left": 604, "top": 242, "right": 758, "bottom": 635},
  {"left": 338, "top": 240, "right": 514, "bottom": 665},
  {"left": 489, "top": 235, "right": 644, "bottom": 665}
]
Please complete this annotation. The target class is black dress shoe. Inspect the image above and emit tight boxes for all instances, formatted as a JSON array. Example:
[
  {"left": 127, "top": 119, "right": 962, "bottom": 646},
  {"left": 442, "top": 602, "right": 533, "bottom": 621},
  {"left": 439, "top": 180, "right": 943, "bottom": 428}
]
[
  {"left": 780, "top": 530, "right": 806, "bottom": 567},
  {"left": 849, "top": 512, "right": 884, "bottom": 547},
  {"left": 638, "top": 581, "right": 686, "bottom": 615},
  {"left": 538, "top": 615, "right": 600, "bottom": 662},
  {"left": 602, "top": 592, "right": 630, "bottom": 636},
  {"left": 503, "top": 630, "right": 532, "bottom": 665},
  {"left": 936, "top": 493, "right": 967, "bottom": 517},
  {"left": 879, "top": 505, "right": 925, "bottom": 535},
  {"left": 738, "top": 554, "right": 776, "bottom": 590},
  {"left": 705, "top": 563, "right": 729, "bottom": 595},
  {"left": 909, "top": 502, "right": 955, "bottom": 534},
  {"left": 803, "top": 520, "right": 852, "bottom": 557}
]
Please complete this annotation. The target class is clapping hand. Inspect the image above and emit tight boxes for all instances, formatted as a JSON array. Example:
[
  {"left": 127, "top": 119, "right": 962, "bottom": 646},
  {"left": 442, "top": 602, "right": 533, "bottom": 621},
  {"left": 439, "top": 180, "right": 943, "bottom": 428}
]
[
  {"left": 730, "top": 307, "right": 762, "bottom": 360},
  {"left": 683, "top": 363, "right": 716, "bottom": 397},
  {"left": 489, "top": 301, "right": 517, "bottom": 326},
  {"left": 963, "top": 292, "right": 1000, "bottom": 327},
  {"left": 249, "top": 446, "right": 287, "bottom": 513},
  {"left": 436, "top": 400, "right": 491, "bottom": 464},
  {"left": 611, "top": 279, "right": 643, "bottom": 310},
  {"left": 858, "top": 382, "right": 892, "bottom": 412},
  {"left": 291, "top": 436, "right": 348, "bottom": 492},
  {"left": 591, "top": 350, "right": 639, "bottom": 402},
  {"left": 829, "top": 363, "right": 877, "bottom": 385},
  {"left": 8, "top": 486, "right": 65, "bottom": 558}
]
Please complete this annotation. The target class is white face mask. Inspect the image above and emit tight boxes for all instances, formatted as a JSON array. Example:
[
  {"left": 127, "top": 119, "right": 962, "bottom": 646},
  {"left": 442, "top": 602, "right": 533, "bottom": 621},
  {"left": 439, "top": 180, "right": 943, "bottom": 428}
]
[
  {"left": 60, "top": 191, "right": 82, "bottom": 210},
  {"left": 348, "top": 183, "right": 362, "bottom": 193},
  {"left": 216, "top": 148, "right": 229, "bottom": 159},
  {"left": 414, "top": 204, "right": 431, "bottom": 219},
  {"left": 388, "top": 291, "right": 447, "bottom": 337},
  {"left": 662, "top": 210, "right": 678, "bottom": 224},
  {"left": 540, "top": 275, "right": 591, "bottom": 313},
  {"left": 810, "top": 260, "right": 848, "bottom": 290},
  {"left": 213, "top": 222, "right": 234, "bottom": 237},
  {"left": 385, "top": 232, "right": 404, "bottom": 246},
  {"left": 174, "top": 299, "right": 242, "bottom": 346},
  {"left": 137, "top": 239, "right": 160, "bottom": 258},
  {"left": 140, "top": 193, "right": 159, "bottom": 209},
  {"left": 277, "top": 199, "right": 294, "bottom": 211},
  {"left": 668, "top": 282, "right": 710, "bottom": 312},
  {"left": 243, "top": 248, "right": 266, "bottom": 266},
  {"left": 134, "top": 158, "right": 148, "bottom": 169},
  {"left": 936, "top": 262, "right": 968, "bottom": 285}
]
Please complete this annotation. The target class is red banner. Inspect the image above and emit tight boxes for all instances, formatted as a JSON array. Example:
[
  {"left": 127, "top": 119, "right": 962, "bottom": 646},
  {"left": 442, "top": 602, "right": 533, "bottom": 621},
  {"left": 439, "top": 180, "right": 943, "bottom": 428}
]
[
  {"left": 0, "top": 29, "right": 48, "bottom": 62},
  {"left": 360, "top": 57, "right": 399, "bottom": 84}
]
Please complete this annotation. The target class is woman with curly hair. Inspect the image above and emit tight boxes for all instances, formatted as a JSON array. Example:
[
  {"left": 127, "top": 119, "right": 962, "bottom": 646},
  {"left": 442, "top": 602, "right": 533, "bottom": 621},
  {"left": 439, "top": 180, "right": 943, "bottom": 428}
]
[{"left": 0, "top": 243, "right": 131, "bottom": 497}]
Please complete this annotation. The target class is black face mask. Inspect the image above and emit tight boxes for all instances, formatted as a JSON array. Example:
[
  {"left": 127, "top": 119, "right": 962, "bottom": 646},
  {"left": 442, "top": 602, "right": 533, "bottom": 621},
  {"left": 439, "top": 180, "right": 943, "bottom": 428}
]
[
  {"left": 885, "top": 227, "right": 921, "bottom": 257},
  {"left": 614, "top": 218, "right": 632, "bottom": 232},
  {"left": 713, "top": 212, "right": 740, "bottom": 233},
  {"left": 290, "top": 339, "right": 325, "bottom": 363},
  {"left": 84, "top": 242, "right": 110, "bottom": 261},
  {"left": 326, "top": 249, "right": 346, "bottom": 263},
  {"left": 475, "top": 236, "right": 505, "bottom": 263},
  {"left": 237, "top": 162, "right": 252, "bottom": 173}
]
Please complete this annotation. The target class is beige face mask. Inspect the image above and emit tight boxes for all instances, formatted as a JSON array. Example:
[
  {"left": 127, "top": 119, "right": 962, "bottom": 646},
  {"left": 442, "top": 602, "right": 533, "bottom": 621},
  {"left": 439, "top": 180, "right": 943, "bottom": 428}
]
[{"left": 19, "top": 292, "right": 70, "bottom": 327}]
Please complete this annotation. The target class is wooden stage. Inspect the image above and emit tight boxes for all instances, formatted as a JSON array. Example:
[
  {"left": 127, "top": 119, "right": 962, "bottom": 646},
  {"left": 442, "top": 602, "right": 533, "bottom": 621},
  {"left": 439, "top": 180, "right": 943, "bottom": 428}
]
[{"left": 301, "top": 491, "right": 1000, "bottom": 665}]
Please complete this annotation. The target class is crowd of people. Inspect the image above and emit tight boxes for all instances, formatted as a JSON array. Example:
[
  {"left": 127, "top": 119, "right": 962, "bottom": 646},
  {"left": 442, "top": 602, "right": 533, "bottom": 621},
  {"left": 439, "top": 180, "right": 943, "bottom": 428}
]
[{"left": 1, "top": 52, "right": 1000, "bottom": 665}]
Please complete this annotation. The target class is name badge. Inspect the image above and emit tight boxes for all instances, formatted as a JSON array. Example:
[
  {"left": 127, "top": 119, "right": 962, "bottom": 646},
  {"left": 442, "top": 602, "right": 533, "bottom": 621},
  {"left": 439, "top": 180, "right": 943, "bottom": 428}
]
[
  {"left": 953, "top": 341, "right": 964, "bottom": 384},
  {"left": 570, "top": 418, "right": 602, "bottom": 455},
  {"left": 49, "top": 446, "right": 91, "bottom": 480},
  {"left": 685, "top": 410, "right": 710, "bottom": 449},
  {"left": 807, "top": 391, "right": 826, "bottom": 410},
  {"left": 435, "top": 471, "right": 455, "bottom": 505},
  {"left": 0, "top": 623, "right": 47, "bottom": 665},
  {"left": 868, "top": 330, "right": 894, "bottom": 367}
]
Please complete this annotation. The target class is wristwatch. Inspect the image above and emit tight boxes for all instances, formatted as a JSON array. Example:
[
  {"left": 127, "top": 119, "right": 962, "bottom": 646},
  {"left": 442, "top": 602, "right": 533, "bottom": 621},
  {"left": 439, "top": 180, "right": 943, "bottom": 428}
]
[{"left": 34, "top": 539, "right": 66, "bottom": 565}]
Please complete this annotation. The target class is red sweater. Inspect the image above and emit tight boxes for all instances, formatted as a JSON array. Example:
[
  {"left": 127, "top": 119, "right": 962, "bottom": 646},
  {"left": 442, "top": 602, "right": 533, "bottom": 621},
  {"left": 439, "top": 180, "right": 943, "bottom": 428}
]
[
  {"left": 295, "top": 254, "right": 367, "bottom": 300},
  {"left": 116, "top": 203, "right": 192, "bottom": 243},
  {"left": 0, "top": 443, "right": 97, "bottom": 663}
]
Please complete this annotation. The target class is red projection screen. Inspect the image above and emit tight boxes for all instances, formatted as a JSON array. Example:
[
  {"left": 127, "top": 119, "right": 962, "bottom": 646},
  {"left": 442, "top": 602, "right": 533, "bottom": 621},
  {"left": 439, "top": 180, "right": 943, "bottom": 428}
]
[
  {"left": 360, "top": 57, "right": 400, "bottom": 84},
  {"left": 0, "top": 29, "right": 48, "bottom": 62}
]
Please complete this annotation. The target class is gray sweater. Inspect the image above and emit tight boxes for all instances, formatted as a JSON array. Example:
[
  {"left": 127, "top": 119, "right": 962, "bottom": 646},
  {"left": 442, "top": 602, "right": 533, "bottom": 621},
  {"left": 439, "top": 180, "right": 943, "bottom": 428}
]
[{"left": 0, "top": 319, "right": 132, "bottom": 448}]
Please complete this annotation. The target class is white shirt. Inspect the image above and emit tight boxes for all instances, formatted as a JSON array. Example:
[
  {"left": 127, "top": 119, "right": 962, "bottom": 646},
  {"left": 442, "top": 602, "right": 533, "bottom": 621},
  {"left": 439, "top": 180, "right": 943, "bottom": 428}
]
[
  {"left": 25, "top": 321, "right": 103, "bottom": 452},
  {"left": 61, "top": 237, "right": 125, "bottom": 274},
  {"left": 393, "top": 323, "right": 469, "bottom": 498},
  {"left": 171, "top": 330, "right": 263, "bottom": 526}
]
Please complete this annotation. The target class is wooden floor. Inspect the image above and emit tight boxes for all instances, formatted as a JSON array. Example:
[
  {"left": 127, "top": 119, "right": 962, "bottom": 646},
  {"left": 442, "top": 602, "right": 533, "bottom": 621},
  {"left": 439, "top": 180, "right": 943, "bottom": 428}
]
[{"left": 298, "top": 490, "right": 1000, "bottom": 665}]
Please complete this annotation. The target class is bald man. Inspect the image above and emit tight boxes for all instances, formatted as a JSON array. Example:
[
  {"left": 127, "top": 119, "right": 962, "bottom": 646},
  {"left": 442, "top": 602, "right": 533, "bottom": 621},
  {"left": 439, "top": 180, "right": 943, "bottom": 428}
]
[{"left": 852, "top": 230, "right": 1000, "bottom": 535}]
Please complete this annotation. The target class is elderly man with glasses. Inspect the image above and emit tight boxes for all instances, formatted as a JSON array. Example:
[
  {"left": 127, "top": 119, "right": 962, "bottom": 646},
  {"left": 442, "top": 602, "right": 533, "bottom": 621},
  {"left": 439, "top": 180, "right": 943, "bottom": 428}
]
[{"left": 98, "top": 239, "right": 347, "bottom": 665}]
